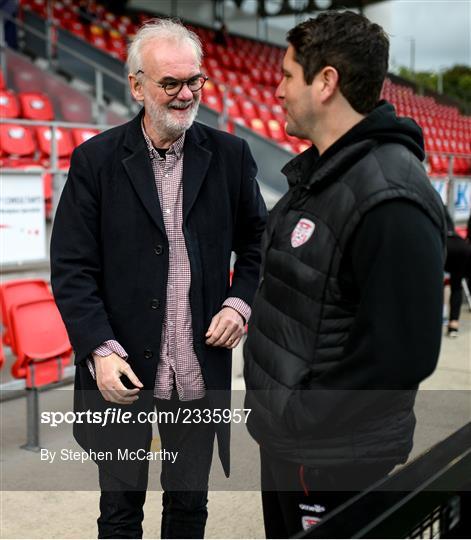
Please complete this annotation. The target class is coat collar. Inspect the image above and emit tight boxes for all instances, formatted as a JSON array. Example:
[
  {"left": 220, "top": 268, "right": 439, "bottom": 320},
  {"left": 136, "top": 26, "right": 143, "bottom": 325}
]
[
  {"left": 282, "top": 140, "right": 376, "bottom": 191},
  {"left": 122, "top": 109, "right": 212, "bottom": 233}
]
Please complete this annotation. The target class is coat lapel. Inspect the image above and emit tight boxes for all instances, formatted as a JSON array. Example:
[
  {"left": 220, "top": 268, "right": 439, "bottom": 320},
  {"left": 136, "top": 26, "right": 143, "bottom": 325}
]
[
  {"left": 121, "top": 114, "right": 212, "bottom": 232},
  {"left": 122, "top": 113, "right": 165, "bottom": 234},
  {"left": 182, "top": 125, "right": 212, "bottom": 223}
]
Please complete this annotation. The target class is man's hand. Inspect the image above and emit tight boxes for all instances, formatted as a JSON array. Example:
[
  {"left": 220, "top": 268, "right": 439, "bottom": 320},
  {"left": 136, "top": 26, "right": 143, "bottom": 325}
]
[
  {"left": 93, "top": 352, "right": 143, "bottom": 404},
  {"left": 205, "top": 307, "right": 245, "bottom": 349}
]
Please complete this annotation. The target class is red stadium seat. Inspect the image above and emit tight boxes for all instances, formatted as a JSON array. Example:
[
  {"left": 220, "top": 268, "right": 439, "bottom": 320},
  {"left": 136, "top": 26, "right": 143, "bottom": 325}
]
[
  {"left": 257, "top": 104, "right": 274, "bottom": 122},
  {"left": 0, "top": 90, "right": 20, "bottom": 119},
  {"left": 0, "top": 124, "right": 37, "bottom": 166},
  {"left": 89, "top": 34, "right": 108, "bottom": 52},
  {"left": 266, "top": 119, "right": 287, "bottom": 143},
  {"left": 428, "top": 155, "right": 448, "bottom": 176},
  {"left": 107, "top": 29, "right": 127, "bottom": 59},
  {"left": 0, "top": 279, "right": 52, "bottom": 352},
  {"left": 11, "top": 68, "right": 40, "bottom": 93},
  {"left": 19, "top": 92, "right": 54, "bottom": 121},
  {"left": 10, "top": 297, "right": 72, "bottom": 385},
  {"left": 239, "top": 98, "right": 258, "bottom": 121},
  {"left": 225, "top": 97, "right": 242, "bottom": 118},
  {"left": 0, "top": 70, "right": 5, "bottom": 90},
  {"left": 59, "top": 95, "right": 93, "bottom": 123},
  {"left": 35, "top": 126, "right": 74, "bottom": 164},
  {"left": 65, "top": 20, "right": 87, "bottom": 39},
  {"left": 249, "top": 118, "right": 269, "bottom": 138},
  {"left": 201, "top": 93, "right": 222, "bottom": 113},
  {"left": 71, "top": 128, "right": 100, "bottom": 146}
]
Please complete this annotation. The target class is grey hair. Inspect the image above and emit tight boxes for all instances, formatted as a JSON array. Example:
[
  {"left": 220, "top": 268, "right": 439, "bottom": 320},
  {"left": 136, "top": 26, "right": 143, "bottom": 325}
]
[{"left": 127, "top": 18, "right": 203, "bottom": 75}]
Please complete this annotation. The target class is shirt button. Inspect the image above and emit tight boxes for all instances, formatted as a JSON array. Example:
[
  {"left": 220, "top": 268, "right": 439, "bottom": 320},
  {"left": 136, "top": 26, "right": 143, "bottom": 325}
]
[
  {"left": 150, "top": 299, "right": 160, "bottom": 309},
  {"left": 166, "top": 209, "right": 171, "bottom": 214},
  {"left": 154, "top": 245, "right": 163, "bottom": 255},
  {"left": 144, "top": 349, "right": 153, "bottom": 359},
  {"left": 164, "top": 174, "right": 169, "bottom": 178}
]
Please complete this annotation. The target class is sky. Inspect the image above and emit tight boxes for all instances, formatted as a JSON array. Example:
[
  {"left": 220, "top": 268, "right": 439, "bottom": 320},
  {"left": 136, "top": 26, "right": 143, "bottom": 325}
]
[{"left": 364, "top": 0, "right": 470, "bottom": 72}]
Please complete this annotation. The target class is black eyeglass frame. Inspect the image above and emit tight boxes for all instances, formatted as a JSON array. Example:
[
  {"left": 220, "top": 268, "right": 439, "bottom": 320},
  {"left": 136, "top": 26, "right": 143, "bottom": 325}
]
[{"left": 135, "top": 70, "right": 208, "bottom": 96}]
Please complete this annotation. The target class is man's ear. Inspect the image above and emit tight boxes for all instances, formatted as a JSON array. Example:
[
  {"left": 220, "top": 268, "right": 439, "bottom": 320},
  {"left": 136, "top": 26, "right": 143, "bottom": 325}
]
[
  {"left": 317, "top": 66, "right": 339, "bottom": 103},
  {"left": 129, "top": 74, "right": 144, "bottom": 102}
]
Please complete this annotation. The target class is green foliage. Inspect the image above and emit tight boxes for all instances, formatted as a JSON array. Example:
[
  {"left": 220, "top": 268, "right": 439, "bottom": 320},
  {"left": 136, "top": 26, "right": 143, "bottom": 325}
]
[{"left": 398, "top": 65, "right": 471, "bottom": 108}]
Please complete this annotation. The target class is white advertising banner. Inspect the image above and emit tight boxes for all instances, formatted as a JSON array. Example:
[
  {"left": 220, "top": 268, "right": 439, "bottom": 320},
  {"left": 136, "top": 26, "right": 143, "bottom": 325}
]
[
  {"left": 0, "top": 172, "right": 47, "bottom": 265},
  {"left": 431, "top": 179, "right": 471, "bottom": 222},
  {"left": 453, "top": 180, "right": 471, "bottom": 222},
  {"left": 431, "top": 179, "right": 448, "bottom": 205}
]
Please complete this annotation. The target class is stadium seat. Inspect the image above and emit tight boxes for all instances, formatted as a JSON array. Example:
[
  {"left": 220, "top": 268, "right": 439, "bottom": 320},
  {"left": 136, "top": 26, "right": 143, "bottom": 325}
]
[
  {"left": 11, "top": 68, "right": 41, "bottom": 94},
  {"left": 71, "top": 128, "right": 100, "bottom": 146},
  {"left": 35, "top": 126, "right": 74, "bottom": 165},
  {"left": 0, "top": 89, "right": 20, "bottom": 119},
  {"left": 9, "top": 297, "right": 72, "bottom": 386},
  {"left": 88, "top": 34, "right": 108, "bottom": 52},
  {"left": 249, "top": 118, "right": 269, "bottom": 138},
  {"left": 59, "top": 94, "right": 93, "bottom": 123},
  {"left": 266, "top": 119, "right": 287, "bottom": 143},
  {"left": 238, "top": 98, "right": 258, "bottom": 121},
  {"left": 19, "top": 92, "right": 54, "bottom": 121},
  {"left": 201, "top": 93, "right": 222, "bottom": 113},
  {"left": 0, "top": 70, "right": 5, "bottom": 90},
  {"left": 64, "top": 20, "right": 87, "bottom": 39},
  {"left": 0, "top": 124, "right": 37, "bottom": 166},
  {"left": 0, "top": 279, "right": 52, "bottom": 352}
]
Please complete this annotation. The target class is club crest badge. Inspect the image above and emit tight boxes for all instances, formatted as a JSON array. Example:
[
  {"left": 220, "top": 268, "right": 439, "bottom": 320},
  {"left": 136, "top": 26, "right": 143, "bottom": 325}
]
[
  {"left": 291, "top": 218, "right": 315, "bottom": 248},
  {"left": 301, "top": 516, "right": 321, "bottom": 530}
]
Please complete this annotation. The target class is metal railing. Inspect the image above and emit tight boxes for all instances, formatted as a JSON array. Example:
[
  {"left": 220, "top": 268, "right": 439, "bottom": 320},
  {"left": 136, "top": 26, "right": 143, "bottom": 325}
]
[
  {"left": 0, "top": 9, "right": 133, "bottom": 123},
  {"left": 295, "top": 422, "right": 471, "bottom": 538}
]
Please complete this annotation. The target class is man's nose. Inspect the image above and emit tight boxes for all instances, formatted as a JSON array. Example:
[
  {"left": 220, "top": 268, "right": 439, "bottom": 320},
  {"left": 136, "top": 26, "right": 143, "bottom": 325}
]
[
  {"left": 275, "top": 79, "right": 285, "bottom": 101},
  {"left": 177, "top": 83, "right": 194, "bottom": 100}
]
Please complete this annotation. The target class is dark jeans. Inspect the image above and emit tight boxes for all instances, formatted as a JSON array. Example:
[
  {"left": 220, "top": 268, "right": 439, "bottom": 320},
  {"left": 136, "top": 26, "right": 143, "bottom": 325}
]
[
  {"left": 445, "top": 235, "right": 471, "bottom": 321},
  {"left": 98, "top": 393, "right": 215, "bottom": 539},
  {"left": 260, "top": 448, "right": 393, "bottom": 539}
]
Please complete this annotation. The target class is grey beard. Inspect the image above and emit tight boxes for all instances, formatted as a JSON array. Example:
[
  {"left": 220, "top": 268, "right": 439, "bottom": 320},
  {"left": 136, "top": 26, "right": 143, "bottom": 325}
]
[{"left": 146, "top": 97, "right": 200, "bottom": 140}]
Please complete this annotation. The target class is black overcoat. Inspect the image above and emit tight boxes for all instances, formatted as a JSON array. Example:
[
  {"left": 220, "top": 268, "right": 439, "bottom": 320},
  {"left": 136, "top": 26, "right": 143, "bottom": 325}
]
[{"left": 50, "top": 111, "right": 267, "bottom": 484}]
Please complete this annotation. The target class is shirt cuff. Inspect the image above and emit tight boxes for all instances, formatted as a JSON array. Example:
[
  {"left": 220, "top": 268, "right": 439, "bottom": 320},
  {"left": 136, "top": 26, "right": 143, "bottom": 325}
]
[
  {"left": 87, "top": 340, "right": 129, "bottom": 380},
  {"left": 222, "top": 297, "right": 251, "bottom": 324}
]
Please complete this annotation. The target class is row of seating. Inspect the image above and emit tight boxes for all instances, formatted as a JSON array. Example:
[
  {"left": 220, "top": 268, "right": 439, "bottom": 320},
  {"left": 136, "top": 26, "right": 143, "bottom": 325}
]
[
  {"left": 18, "top": 0, "right": 471, "bottom": 176},
  {"left": 0, "top": 89, "right": 55, "bottom": 120},
  {"left": 0, "top": 279, "right": 72, "bottom": 387},
  {"left": 0, "top": 124, "right": 99, "bottom": 167}
]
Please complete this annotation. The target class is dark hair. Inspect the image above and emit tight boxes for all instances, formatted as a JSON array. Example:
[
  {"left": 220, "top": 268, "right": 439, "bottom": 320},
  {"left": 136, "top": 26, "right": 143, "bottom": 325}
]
[{"left": 287, "top": 10, "right": 389, "bottom": 114}]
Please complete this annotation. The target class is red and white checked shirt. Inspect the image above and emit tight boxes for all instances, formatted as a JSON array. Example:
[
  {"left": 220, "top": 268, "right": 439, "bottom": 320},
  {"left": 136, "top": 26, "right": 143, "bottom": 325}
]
[{"left": 90, "top": 122, "right": 250, "bottom": 400}]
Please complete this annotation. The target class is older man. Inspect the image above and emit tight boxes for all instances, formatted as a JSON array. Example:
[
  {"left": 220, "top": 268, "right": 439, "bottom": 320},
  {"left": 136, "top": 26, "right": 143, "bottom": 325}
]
[{"left": 51, "top": 19, "right": 266, "bottom": 539}]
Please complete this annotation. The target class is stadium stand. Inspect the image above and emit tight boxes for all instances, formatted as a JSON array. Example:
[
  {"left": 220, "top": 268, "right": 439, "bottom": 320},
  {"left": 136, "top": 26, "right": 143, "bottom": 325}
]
[{"left": 16, "top": 0, "right": 470, "bottom": 173}]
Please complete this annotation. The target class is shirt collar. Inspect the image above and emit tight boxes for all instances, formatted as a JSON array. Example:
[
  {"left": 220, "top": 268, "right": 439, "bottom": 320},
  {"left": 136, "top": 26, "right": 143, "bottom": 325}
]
[{"left": 141, "top": 119, "right": 185, "bottom": 160}]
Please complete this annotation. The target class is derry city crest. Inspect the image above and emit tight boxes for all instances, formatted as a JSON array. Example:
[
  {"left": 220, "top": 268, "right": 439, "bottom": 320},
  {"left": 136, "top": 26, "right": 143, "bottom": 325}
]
[{"left": 291, "top": 218, "right": 316, "bottom": 248}]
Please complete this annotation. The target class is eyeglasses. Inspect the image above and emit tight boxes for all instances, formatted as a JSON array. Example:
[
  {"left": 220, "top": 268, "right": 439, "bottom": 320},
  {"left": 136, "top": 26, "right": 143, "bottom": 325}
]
[{"left": 136, "top": 70, "right": 208, "bottom": 96}]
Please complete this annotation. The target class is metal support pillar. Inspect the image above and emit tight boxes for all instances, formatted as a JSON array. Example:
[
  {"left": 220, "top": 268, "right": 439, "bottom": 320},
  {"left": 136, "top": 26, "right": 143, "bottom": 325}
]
[{"left": 21, "top": 387, "right": 41, "bottom": 452}]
